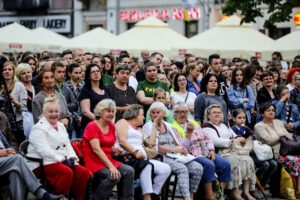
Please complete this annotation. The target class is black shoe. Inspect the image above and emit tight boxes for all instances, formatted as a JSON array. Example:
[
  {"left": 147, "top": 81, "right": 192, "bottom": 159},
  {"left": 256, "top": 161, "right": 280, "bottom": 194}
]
[
  {"left": 42, "top": 192, "right": 64, "bottom": 200},
  {"left": 150, "top": 193, "right": 160, "bottom": 200}
]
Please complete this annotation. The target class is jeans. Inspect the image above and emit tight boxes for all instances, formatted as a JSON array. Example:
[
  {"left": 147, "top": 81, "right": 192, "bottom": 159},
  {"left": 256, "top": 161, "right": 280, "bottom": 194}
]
[
  {"left": 194, "top": 154, "right": 232, "bottom": 183},
  {"left": 251, "top": 156, "right": 277, "bottom": 186}
]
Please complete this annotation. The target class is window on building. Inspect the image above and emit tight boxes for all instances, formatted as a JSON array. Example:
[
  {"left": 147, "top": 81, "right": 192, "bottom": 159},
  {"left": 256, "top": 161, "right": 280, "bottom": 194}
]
[
  {"left": 185, "top": 20, "right": 198, "bottom": 38},
  {"left": 89, "top": 24, "right": 104, "bottom": 30},
  {"left": 269, "top": 27, "right": 290, "bottom": 40},
  {"left": 127, "top": 22, "right": 136, "bottom": 30}
]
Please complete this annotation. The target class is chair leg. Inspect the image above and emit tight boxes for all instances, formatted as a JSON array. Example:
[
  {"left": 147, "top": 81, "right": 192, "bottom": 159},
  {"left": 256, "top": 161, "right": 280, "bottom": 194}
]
[
  {"left": 171, "top": 176, "right": 178, "bottom": 200},
  {"left": 161, "top": 176, "right": 171, "bottom": 200}
]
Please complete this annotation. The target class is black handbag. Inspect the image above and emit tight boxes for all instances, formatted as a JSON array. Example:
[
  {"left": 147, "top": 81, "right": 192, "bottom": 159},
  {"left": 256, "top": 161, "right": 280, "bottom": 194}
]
[{"left": 279, "top": 135, "right": 300, "bottom": 156}]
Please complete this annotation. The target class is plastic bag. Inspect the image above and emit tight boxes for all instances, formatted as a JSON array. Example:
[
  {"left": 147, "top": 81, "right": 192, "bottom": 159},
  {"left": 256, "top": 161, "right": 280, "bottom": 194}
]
[
  {"left": 280, "top": 167, "right": 296, "bottom": 199},
  {"left": 22, "top": 111, "right": 34, "bottom": 139}
]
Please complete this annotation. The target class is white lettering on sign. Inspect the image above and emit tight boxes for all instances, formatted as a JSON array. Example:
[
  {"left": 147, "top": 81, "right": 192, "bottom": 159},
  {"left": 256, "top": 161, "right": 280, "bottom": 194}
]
[
  {"left": 0, "top": 15, "right": 71, "bottom": 33},
  {"left": 120, "top": 8, "right": 201, "bottom": 21}
]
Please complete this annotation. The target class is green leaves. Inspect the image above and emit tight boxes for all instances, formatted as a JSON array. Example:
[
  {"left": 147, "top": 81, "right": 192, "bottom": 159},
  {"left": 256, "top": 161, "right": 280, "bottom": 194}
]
[{"left": 222, "top": 0, "right": 297, "bottom": 29}]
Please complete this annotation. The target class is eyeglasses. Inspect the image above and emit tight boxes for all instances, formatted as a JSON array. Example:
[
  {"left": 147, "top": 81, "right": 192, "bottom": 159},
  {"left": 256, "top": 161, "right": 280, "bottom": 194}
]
[
  {"left": 174, "top": 110, "right": 188, "bottom": 114},
  {"left": 91, "top": 70, "right": 100, "bottom": 74},
  {"left": 265, "top": 109, "right": 275, "bottom": 113}
]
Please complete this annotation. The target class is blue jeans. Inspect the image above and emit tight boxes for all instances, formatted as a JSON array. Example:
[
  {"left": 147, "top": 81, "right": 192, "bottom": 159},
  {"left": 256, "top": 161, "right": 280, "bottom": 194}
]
[
  {"left": 251, "top": 156, "right": 277, "bottom": 186},
  {"left": 194, "top": 154, "right": 231, "bottom": 183}
]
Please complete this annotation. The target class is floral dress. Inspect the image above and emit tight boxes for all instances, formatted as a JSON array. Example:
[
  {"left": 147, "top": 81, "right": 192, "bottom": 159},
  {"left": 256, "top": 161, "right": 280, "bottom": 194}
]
[{"left": 278, "top": 155, "right": 300, "bottom": 177}]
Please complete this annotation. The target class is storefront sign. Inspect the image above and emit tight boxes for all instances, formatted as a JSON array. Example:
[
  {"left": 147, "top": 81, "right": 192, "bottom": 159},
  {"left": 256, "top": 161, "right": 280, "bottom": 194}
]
[
  {"left": 0, "top": 15, "right": 71, "bottom": 33},
  {"left": 120, "top": 8, "right": 201, "bottom": 21},
  {"left": 256, "top": 52, "right": 262, "bottom": 59},
  {"left": 178, "top": 49, "right": 187, "bottom": 55},
  {"left": 294, "top": 13, "right": 300, "bottom": 25},
  {"left": 110, "top": 49, "right": 121, "bottom": 56}
]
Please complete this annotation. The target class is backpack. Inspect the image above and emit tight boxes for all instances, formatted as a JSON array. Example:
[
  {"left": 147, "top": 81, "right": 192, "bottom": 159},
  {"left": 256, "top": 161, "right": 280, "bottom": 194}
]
[{"left": 71, "top": 139, "right": 85, "bottom": 166}]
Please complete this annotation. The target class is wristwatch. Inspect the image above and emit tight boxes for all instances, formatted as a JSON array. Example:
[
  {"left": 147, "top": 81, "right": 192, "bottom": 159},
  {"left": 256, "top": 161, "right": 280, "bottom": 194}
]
[{"left": 171, "top": 147, "right": 174, "bottom": 153}]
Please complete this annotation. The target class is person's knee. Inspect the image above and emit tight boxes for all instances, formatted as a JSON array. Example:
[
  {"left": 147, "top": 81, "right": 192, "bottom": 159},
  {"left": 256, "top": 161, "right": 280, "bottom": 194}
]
[
  {"left": 205, "top": 160, "right": 216, "bottom": 172},
  {"left": 269, "top": 160, "right": 278, "bottom": 169},
  {"left": 61, "top": 166, "right": 74, "bottom": 180},
  {"left": 260, "top": 161, "right": 270, "bottom": 170},
  {"left": 122, "top": 164, "right": 134, "bottom": 178}
]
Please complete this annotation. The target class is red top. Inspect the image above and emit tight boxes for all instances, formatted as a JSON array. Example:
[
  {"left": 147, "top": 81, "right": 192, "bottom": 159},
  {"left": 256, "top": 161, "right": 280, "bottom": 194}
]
[{"left": 82, "top": 121, "right": 121, "bottom": 175}]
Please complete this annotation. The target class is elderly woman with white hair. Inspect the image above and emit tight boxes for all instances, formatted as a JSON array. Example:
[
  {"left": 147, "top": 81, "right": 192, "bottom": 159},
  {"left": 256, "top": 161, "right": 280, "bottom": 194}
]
[
  {"left": 115, "top": 104, "right": 171, "bottom": 200},
  {"left": 172, "top": 102, "right": 231, "bottom": 200},
  {"left": 202, "top": 104, "right": 256, "bottom": 200},
  {"left": 142, "top": 102, "right": 203, "bottom": 200},
  {"left": 81, "top": 99, "right": 134, "bottom": 200}
]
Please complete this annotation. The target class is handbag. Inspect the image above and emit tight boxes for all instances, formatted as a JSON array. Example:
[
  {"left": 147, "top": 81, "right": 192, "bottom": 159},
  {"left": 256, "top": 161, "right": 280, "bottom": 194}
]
[
  {"left": 280, "top": 135, "right": 300, "bottom": 156},
  {"left": 253, "top": 140, "right": 273, "bottom": 161},
  {"left": 166, "top": 153, "right": 195, "bottom": 163},
  {"left": 143, "top": 136, "right": 158, "bottom": 159},
  {"left": 232, "top": 137, "right": 253, "bottom": 155}
]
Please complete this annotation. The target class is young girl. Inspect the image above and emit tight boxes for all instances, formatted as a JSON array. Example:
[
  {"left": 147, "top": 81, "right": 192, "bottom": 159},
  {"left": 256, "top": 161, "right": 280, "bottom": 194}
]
[
  {"left": 145, "top": 88, "right": 173, "bottom": 123},
  {"left": 228, "top": 67, "right": 255, "bottom": 125},
  {"left": 231, "top": 109, "right": 255, "bottom": 139}
]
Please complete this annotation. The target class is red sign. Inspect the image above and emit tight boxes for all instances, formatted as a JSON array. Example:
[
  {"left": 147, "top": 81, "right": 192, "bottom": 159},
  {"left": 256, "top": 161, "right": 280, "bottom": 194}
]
[
  {"left": 110, "top": 50, "right": 121, "bottom": 56},
  {"left": 294, "top": 13, "right": 300, "bottom": 25},
  {"left": 256, "top": 52, "right": 262, "bottom": 59},
  {"left": 178, "top": 49, "right": 187, "bottom": 56},
  {"left": 120, "top": 8, "right": 201, "bottom": 21},
  {"left": 9, "top": 43, "right": 22, "bottom": 49}
]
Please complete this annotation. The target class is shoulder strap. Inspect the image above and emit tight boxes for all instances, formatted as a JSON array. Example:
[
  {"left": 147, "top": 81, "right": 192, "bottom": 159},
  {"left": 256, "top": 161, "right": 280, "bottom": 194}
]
[
  {"left": 202, "top": 122, "right": 220, "bottom": 137},
  {"left": 184, "top": 92, "right": 189, "bottom": 103}
]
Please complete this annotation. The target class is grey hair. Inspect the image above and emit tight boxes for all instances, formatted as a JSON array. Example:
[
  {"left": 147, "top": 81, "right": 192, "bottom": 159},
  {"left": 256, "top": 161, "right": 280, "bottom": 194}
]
[
  {"left": 162, "top": 57, "right": 170, "bottom": 63},
  {"left": 123, "top": 104, "right": 144, "bottom": 120},
  {"left": 173, "top": 102, "right": 189, "bottom": 113},
  {"left": 94, "top": 99, "right": 116, "bottom": 118},
  {"left": 115, "top": 63, "right": 131, "bottom": 74},
  {"left": 148, "top": 102, "right": 166, "bottom": 113},
  {"left": 15, "top": 63, "right": 32, "bottom": 80},
  {"left": 203, "top": 104, "right": 223, "bottom": 123}
]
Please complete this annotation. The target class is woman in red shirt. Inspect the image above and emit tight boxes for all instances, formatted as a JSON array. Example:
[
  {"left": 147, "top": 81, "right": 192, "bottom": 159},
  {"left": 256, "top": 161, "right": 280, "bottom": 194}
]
[{"left": 82, "top": 99, "right": 134, "bottom": 200}]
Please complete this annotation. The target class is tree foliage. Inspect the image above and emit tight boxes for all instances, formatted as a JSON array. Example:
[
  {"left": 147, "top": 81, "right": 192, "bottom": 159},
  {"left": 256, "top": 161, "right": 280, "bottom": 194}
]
[{"left": 222, "top": 0, "right": 299, "bottom": 29}]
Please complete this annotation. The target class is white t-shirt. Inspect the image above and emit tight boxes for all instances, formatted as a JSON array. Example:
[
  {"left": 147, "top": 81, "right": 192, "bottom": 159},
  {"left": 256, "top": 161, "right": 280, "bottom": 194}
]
[
  {"left": 129, "top": 76, "right": 138, "bottom": 92},
  {"left": 171, "top": 91, "right": 197, "bottom": 120}
]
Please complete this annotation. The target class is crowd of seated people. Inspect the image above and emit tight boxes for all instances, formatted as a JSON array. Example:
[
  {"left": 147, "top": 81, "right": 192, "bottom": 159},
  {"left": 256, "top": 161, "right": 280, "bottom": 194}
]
[{"left": 0, "top": 50, "right": 300, "bottom": 200}]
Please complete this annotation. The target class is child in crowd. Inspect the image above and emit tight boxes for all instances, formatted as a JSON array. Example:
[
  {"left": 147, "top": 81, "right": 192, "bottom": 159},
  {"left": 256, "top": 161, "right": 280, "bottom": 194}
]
[
  {"left": 145, "top": 88, "right": 173, "bottom": 123},
  {"left": 231, "top": 108, "right": 255, "bottom": 139}
]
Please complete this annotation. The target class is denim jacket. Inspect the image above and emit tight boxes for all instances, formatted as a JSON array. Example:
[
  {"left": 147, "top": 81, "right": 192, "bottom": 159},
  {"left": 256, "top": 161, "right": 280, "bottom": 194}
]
[
  {"left": 0, "top": 130, "right": 11, "bottom": 149},
  {"left": 187, "top": 77, "right": 201, "bottom": 96},
  {"left": 272, "top": 100, "right": 300, "bottom": 133},
  {"left": 227, "top": 85, "right": 255, "bottom": 123}
]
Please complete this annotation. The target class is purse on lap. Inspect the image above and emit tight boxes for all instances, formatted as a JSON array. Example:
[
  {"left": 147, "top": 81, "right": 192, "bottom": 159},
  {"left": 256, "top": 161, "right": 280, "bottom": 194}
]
[{"left": 280, "top": 135, "right": 300, "bottom": 156}]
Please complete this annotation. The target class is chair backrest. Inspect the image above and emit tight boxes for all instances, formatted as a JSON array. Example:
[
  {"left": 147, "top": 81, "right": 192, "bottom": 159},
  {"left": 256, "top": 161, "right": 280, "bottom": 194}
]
[
  {"left": 19, "top": 140, "right": 29, "bottom": 157},
  {"left": 71, "top": 138, "right": 85, "bottom": 165}
]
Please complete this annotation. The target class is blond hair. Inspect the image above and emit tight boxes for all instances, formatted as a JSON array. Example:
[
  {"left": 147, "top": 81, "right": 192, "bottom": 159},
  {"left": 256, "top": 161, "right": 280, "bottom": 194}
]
[
  {"left": 42, "top": 95, "right": 60, "bottom": 114},
  {"left": 15, "top": 63, "right": 32, "bottom": 81}
]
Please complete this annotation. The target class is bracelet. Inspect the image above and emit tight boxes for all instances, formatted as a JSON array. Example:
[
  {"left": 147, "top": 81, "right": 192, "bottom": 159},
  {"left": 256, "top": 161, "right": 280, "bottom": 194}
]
[{"left": 133, "top": 149, "right": 139, "bottom": 157}]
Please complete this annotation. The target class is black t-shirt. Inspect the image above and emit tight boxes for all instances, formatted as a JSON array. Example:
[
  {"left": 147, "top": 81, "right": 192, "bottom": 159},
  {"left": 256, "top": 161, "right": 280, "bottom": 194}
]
[
  {"left": 106, "top": 83, "right": 138, "bottom": 122},
  {"left": 203, "top": 73, "right": 228, "bottom": 104},
  {"left": 78, "top": 87, "right": 110, "bottom": 129}
]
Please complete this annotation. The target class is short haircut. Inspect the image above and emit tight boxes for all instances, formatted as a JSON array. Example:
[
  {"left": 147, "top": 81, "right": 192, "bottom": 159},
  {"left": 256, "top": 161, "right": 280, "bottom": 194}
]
[
  {"left": 148, "top": 102, "right": 166, "bottom": 113},
  {"left": 62, "top": 50, "right": 73, "bottom": 57},
  {"left": 94, "top": 99, "right": 116, "bottom": 120},
  {"left": 15, "top": 63, "right": 32, "bottom": 80},
  {"left": 85, "top": 52, "right": 92, "bottom": 55},
  {"left": 51, "top": 61, "right": 64, "bottom": 72},
  {"left": 260, "top": 70, "right": 273, "bottom": 81},
  {"left": 115, "top": 63, "right": 131, "bottom": 74},
  {"left": 203, "top": 104, "right": 223, "bottom": 123},
  {"left": 294, "top": 72, "right": 300, "bottom": 81},
  {"left": 151, "top": 52, "right": 163, "bottom": 58},
  {"left": 272, "top": 51, "right": 282, "bottom": 60},
  {"left": 292, "top": 61, "right": 300, "bottom": 69},
  {"left": 143, "top": 61, "right": 156, "bottom": 72},
  {"left": 175, "top": 61, "right": 184, "bottom": 70},
  {"left": 294, "top": 55, "right": 300, "bottom": 61},
  {"left": 123, "top": 104, "right": 144, "bottom": 120},
  {"left": 208, "top": 54, "right": 220, "bottom": 65},
  {"left": 232, "top": 57, "right": 242, "bottom": 63},
  {"left": 259, "top": 102, "right": 275, "bottom": 114},
  {"left": 119, "top": 54, "right": 130, "bottom": 63},
  {"left": 173, "top": 102, "right": 189, "bottom": 113}
]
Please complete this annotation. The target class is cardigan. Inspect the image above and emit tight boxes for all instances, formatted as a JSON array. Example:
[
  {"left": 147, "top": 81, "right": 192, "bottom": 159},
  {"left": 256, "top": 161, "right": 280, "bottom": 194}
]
[{"left": 254, "top": 119, "right": 288, "bottom": 158}]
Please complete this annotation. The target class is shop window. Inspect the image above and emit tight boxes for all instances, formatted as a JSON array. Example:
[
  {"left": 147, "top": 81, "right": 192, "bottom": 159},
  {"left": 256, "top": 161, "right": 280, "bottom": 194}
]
[
  {"left": 185, "top": 20, "right": 198, "bottom": 38},
  {"left": 269, "top": 27, "right": 290, "bottom": 40}
]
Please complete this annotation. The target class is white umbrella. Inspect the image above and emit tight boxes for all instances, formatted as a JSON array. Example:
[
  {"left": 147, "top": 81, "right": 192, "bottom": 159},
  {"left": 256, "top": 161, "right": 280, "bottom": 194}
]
[
  {"left": 190, "top": 15, "right": 275, "bottom": 61},
  {"left": 65, "top": 27, "right": 116, "bottom": 53},
  {"left": 32, "top": 27, "right": 70, "bottom": 53},
  {"left": 0, "top": 22, "right": 39, "bottom": 52},
  {"left": 274, "top": 26, "right": 300, "bottom": 61},
  {"left": 101, "top": 16, "right": 192, "bottom": 58}
]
